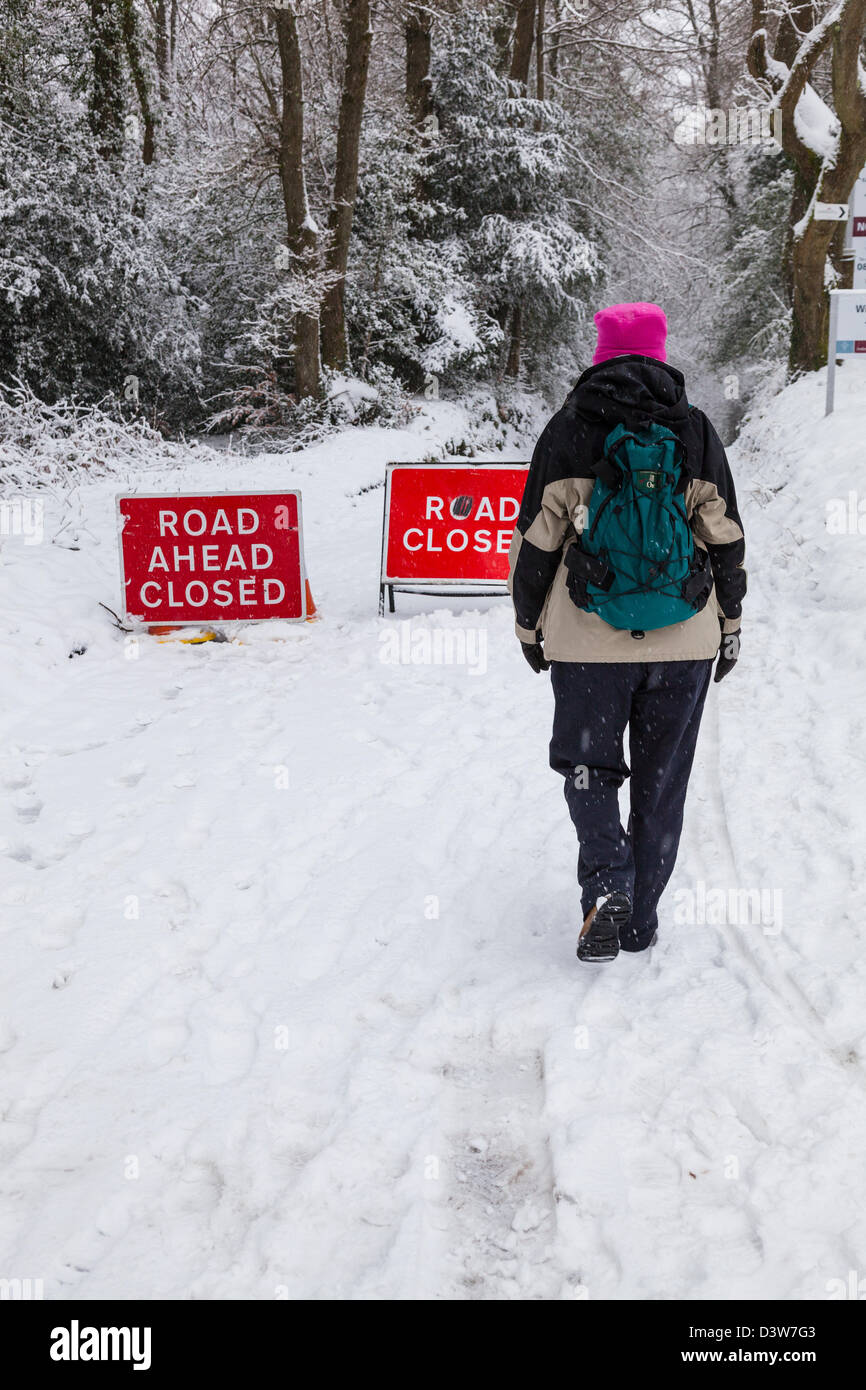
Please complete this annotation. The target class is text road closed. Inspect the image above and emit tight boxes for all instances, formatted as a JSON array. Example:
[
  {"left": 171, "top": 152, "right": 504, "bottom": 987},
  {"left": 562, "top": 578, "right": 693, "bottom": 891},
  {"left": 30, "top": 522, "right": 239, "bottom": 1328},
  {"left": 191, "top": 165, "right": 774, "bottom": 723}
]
[
  {"left": 118, "top": 492, "right": 305, "bottom": 623},
  {"left": 384, "top": 465, "right": 528, "bottom": 584}
]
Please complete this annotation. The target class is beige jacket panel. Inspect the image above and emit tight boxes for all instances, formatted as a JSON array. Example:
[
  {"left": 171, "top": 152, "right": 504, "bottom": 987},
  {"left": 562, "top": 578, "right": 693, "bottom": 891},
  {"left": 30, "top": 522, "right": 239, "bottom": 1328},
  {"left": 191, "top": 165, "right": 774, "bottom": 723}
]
[{"left": 510, "top": 474, "right": 727, "bottom": 661}]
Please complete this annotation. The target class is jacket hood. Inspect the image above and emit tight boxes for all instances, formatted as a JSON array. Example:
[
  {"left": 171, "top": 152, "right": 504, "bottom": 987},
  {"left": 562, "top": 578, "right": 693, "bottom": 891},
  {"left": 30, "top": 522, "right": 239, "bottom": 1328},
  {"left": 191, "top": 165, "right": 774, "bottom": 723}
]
[{"left": 565, "top": 355, "right": 690, "bottom": 429}]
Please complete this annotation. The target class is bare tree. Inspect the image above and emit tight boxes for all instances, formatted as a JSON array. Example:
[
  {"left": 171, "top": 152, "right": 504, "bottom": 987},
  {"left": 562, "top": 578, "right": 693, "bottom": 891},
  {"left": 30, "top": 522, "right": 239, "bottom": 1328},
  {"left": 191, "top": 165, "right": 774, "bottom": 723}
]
[
  {"left": 89, "top": 0, "right": 126, "bottom": 158},
  {"left": 120, "top": 0, "right": 156, "bottom": 163},
  {"left": 749, "top": 0, "right": 866, "bottom": 372},
  {"left": 406, "top": 1, "right": 433, "bottom": 128},
  {"left": 509, "top": 0, "right": 536, "bottom": 87},
  {"left": 504, "top": 0, "right": 536, "bottom": 378},
  {"left": 275, "top": 1, "right": 321, "bottom": 399},
  {"left": 320, "top": 0, "right": 373, "bottom": 370},
  {"left": 684, "top": 0, "right": 738, "bottom": 215},
  {"left": 155, "top": 0, "right": 171, "bottom": 103}
]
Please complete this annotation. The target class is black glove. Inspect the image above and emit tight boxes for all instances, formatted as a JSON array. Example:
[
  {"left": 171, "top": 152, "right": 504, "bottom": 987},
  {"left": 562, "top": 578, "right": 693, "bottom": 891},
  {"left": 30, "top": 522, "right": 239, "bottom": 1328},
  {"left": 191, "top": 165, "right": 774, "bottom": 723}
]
[
  {"left": 521, "top": 632, "right": 550, "bottom": 674},
  {"left": 714, "top": 626, "right": 740, "bottom": 683}
]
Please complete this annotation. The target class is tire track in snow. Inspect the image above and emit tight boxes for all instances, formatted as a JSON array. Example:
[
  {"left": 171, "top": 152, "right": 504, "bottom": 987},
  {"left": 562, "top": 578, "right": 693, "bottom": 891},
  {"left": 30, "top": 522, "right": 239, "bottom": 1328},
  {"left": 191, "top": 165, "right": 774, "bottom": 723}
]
[{"left": 703, "top": 697, "right": 866, "bottom": 1089}]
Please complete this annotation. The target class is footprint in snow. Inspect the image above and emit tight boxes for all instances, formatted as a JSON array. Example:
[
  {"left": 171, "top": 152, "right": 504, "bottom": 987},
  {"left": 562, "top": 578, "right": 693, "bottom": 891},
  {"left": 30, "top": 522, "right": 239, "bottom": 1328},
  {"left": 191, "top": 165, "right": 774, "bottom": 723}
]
[
  {"left": 166, "top": 1160, "right": 223, "bottom": 1216},
  {"left": 117, "top": 762, "right": 147, "bottom": 787},
  {"left": 13, "top": 792, "right": 42, "bottom": 822},
  {"left": 65, "top": 816, "right": 95, "bottom": 842},
  {"left": 1, "top": 769, "right": 31, "bottom": 791},
  {"left": 204, "top": 1025, "right": 258, "bottom": 1084},
  {"left": 147, "top": 1018, "right": 190, "bottom": 1067},
  {"left": 32, "top": 909, "right": 84, "bottom": 950},
  {"left": 130, "top": 711, "right": 157, "bottom": 731},
  {"left": 18, "top": 838, "right": 69, "bottom": 868}
]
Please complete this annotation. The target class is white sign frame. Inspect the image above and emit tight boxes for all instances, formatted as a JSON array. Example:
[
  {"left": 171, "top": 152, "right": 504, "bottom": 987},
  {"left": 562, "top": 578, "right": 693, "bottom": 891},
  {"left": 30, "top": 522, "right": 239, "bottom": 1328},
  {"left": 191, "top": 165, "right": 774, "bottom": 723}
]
[
  {"left": 378, "top": 460, "right": 530, "bottom": 614},
  {"left": 115, "top": 488, "right": 309, "bottom": 628},
  {"left": 825, "top": 290, "right": 866, "bottom": 416}
]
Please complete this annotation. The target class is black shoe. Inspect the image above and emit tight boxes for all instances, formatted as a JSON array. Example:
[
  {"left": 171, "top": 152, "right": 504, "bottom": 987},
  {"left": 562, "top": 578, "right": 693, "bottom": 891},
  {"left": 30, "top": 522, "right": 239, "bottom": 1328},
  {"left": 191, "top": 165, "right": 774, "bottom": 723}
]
[
  {"left": 577, "top": 892, "right": 632, "bottom": 963},
  {"left": 620, "top": 929, "right": 658, "bottom": 954}
]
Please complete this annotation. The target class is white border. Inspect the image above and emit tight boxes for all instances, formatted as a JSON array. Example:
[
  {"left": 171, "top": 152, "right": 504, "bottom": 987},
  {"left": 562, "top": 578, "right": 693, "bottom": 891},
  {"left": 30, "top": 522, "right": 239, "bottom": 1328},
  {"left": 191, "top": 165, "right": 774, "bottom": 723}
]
[
  {"left": 826, "top": 290, "right": 866, "bottom": 416},
  {"left": 115, "top": 489, "right": 308, "bottom": 627},
  {"left": 380, "top": 461, "right": 529, "bottom": 588}
]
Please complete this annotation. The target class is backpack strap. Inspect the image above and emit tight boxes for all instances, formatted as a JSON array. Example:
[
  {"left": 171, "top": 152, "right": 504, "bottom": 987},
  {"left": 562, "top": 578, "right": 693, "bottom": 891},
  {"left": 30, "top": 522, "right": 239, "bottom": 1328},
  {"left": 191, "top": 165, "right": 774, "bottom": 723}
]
[{"left": 589, "top": 453, "right": 622, "bottom": 490}]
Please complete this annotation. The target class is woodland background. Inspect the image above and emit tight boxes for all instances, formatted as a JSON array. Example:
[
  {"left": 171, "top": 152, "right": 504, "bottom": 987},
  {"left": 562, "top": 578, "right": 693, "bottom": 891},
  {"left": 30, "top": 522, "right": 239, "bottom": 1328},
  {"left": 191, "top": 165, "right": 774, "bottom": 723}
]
[{"left": 1, "top": 2, "right": 865, "bottom": 444}]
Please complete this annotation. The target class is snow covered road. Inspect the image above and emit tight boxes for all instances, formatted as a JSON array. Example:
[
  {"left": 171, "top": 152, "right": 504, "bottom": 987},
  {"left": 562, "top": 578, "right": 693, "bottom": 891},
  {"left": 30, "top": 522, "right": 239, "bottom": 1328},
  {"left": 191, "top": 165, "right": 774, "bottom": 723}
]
[{"left": 2, "top": 376, "right": 865, "bottom": 1300}]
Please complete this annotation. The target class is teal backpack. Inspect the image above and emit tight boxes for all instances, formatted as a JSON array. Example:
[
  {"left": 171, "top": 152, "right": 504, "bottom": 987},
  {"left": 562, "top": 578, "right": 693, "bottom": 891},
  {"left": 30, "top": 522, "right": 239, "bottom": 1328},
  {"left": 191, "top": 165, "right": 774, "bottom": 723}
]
[{"left": 565, "top": 421, "right": 712, "bottom": 631}]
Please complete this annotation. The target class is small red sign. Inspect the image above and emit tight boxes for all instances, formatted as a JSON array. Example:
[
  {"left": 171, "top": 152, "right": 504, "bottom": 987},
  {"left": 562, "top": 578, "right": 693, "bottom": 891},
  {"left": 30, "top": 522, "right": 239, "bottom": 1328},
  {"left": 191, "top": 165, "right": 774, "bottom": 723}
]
[
  {"left": 382, "top": 463, "right": 528, "bottom": 585},
  {"left": 853, "top": 217, "right": 866, "bottom": 238},
  {"left": 117, "top": 491, "right": 306, "bottom": 624}
]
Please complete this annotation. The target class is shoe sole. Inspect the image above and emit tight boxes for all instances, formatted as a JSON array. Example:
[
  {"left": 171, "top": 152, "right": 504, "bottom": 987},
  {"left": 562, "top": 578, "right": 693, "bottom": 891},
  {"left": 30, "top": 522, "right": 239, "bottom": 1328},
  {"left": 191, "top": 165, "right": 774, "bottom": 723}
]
[{"left": 577, "top": 895, "right": 632, "bottom": 963}]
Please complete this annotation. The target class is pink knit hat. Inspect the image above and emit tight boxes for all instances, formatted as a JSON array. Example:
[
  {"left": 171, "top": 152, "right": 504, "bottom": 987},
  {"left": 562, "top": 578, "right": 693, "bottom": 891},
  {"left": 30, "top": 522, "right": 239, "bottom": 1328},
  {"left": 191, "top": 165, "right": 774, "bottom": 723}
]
[{"left": 592, "top": 302, "right": 668, "bottom": 365}]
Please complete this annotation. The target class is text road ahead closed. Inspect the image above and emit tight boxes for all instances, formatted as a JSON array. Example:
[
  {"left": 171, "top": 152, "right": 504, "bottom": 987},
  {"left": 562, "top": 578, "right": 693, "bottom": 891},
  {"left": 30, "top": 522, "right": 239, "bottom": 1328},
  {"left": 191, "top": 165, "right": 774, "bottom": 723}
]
[{"left": 118, "top": 491, "right": 306, "bottom": 624}]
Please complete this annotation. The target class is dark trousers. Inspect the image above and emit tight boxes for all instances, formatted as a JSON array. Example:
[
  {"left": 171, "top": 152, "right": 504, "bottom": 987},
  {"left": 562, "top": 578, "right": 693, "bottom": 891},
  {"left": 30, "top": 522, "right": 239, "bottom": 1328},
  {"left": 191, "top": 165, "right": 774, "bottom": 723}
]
[{"left": 549, "top": 660, "right": 712, "bottom": 951}]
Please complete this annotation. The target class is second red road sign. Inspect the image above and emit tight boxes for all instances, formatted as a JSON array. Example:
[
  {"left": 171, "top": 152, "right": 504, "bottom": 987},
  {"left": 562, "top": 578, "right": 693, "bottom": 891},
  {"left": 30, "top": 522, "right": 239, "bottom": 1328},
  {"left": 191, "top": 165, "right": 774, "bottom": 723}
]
[{"left": 380, "top": 462, "right": 529, "bottom": 607}]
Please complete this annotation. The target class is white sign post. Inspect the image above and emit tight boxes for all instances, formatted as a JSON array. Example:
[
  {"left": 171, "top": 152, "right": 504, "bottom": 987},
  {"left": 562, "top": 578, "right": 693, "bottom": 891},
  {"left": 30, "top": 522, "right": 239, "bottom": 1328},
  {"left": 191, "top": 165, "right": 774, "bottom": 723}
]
[{"left": 825, "top": 288, "right": 866, "bottom": 416}]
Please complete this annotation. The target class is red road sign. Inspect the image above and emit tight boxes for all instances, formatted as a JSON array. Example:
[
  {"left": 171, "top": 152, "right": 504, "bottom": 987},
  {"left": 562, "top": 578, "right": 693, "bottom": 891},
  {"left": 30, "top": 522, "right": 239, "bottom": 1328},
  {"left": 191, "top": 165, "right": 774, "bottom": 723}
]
[
  {"left": 381, "top": 462, "right": 529, "bottom": 587},
  {"left": 117, "top": 491, "right": 306, "bottom": 625}
]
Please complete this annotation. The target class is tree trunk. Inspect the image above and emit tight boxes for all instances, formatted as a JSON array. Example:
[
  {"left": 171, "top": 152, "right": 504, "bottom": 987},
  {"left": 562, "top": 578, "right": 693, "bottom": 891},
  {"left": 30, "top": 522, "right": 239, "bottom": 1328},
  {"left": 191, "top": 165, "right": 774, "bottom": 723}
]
[
  {"left": 119, "top": 0, "right": 155, "bottom": 163},
  {"left": 509, "top": 0, "right": 536, "bottom": 88},
  {"left": 535, "top": 0, "right": 545, "bottom": 101},
  {"left": 830, "top": 217, "right": 855, "bottom": 290},
  {"left": 775, "top": 2, "right": 816, "bottom": 67},
  {"left": 89, "top": 0, "right": 126, "bottom": 159},
  {"left": 0, "top": 0, "right": 27, "bottom": 114},
  {"left": 275, "top": 3, "right": 321, "bottom": 400},
  {"left": 790, "top": 1, "right": 866, "bottom": 370},
  {"left": 505, "top": 302, "right": 523, "bottom": 378},
  {"left": 548, "top": 0, "right": 561, "bottom": 79},
  {"left": 320, "top": 0, "right": 373, "bottom": 371},
  {"left": 505, "top": 1, "right": 535, "bottom": 375},
  {"left": 790, "top": 229, "right": 833, "bottom": 372},
  {"left": 405, "top": 2, "right": 432, "bottom": 128},
  {"left": 748, "top": 0, "right": 866, "bottom": 373},
  {"left": 155, "top": 0, "right": 170, "bottom": 103},
  {"left": 782, "top": 167, "right": 814, "bottom": 302},
  {"left": 493, "top": 2, "right": 515, "bottom": 75},
  {"left": 703, "top": 0, "right": 737, "bottom": 216}
]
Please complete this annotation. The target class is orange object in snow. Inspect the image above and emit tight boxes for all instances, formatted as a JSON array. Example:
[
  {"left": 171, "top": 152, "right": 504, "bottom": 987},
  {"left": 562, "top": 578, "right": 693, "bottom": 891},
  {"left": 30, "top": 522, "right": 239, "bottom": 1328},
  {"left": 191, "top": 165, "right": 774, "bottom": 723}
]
[
  {"left": 305, "top": 580, "right": 319, "bottom": 620},
  {"left": 148, "top": 625, "right": 218, "bottom": 644}
]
